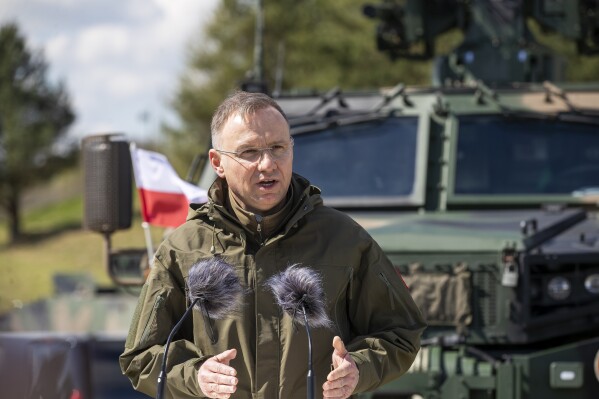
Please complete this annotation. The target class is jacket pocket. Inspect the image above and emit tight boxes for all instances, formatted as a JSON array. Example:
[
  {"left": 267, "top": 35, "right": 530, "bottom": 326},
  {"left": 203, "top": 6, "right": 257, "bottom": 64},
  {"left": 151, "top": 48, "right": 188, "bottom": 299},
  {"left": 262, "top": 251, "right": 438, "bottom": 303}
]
[
  {"left": 140, "top": 292, "right": 165, "bottom": 346},
  {"left": 378, "top": 270, "right": 397, "bottom": 311}
]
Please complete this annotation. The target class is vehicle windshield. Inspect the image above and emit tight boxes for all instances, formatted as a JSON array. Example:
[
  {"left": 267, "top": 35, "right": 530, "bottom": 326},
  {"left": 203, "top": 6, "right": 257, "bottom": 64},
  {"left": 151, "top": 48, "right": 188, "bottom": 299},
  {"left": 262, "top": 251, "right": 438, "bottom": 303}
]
[
  {"left": 292, "top": 116, "right": 419, "bottom": 202},
  {"left": 454, "top": 115, "right": 599, "bottom": 195}
]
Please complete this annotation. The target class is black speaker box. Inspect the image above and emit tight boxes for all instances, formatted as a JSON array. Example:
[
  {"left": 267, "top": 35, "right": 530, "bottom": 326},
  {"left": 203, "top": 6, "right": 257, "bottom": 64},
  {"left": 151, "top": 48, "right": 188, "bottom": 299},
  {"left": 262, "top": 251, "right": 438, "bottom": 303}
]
[{"left": 82, "top": 134, "right": 132, "bottom": 233}]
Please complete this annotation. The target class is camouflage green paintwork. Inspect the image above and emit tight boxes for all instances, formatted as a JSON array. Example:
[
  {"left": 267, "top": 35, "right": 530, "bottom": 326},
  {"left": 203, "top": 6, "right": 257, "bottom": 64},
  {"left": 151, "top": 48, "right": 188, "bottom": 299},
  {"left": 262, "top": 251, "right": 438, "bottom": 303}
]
[{"left": 267, "top": 81, "right": 599, "bottom": 398}]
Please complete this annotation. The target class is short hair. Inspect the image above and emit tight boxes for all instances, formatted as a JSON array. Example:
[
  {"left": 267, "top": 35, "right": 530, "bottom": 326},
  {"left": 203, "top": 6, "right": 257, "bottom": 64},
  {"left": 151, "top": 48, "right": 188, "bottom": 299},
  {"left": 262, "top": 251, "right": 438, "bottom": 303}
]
[{"left": 210, "top": 91, "right": 288, "bottom": 147}]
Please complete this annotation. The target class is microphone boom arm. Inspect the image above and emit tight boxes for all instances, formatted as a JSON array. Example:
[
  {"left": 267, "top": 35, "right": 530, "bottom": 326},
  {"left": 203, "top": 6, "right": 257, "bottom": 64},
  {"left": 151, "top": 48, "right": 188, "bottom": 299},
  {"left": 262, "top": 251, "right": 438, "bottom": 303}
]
[
  {"left": 156, "top": 297, "right": 201, "bottom": 399},
  {"left": 302, "top": 304, "right": 315, "bottom": 399}
]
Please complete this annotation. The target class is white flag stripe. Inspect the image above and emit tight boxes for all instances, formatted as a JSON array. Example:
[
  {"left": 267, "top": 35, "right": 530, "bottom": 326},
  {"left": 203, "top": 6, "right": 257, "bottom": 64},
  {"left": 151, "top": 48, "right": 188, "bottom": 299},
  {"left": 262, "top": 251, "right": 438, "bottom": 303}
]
[{"left": 130, "top": 146, "right": 208, "bottom": 202}]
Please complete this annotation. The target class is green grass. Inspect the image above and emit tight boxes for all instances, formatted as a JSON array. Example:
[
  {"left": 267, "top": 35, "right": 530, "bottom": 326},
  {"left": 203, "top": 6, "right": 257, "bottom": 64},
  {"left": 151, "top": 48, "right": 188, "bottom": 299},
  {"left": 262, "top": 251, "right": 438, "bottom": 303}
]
[{"left": 0, "top": 168, "right": 166, "bottom": 315}]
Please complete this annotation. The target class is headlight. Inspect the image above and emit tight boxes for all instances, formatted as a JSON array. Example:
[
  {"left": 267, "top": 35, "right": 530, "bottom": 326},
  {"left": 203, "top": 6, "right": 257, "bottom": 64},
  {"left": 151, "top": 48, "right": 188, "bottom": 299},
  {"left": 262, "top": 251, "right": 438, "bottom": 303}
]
[
  {"left": 584, "top": 274, "right": 599, "bottom": 294},
  {"left": 547, "top": 276, "right": 571, "bottom": 300}
]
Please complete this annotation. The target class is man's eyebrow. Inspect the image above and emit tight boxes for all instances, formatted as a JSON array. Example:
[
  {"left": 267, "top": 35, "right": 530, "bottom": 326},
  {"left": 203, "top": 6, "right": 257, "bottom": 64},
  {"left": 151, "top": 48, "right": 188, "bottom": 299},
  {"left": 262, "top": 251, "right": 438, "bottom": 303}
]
[
  {"left": 236, "top": 139, "right": 289, "bottom": 150},
  {"left": 234, "top": 142, "right": 259, "bottom": 151}
]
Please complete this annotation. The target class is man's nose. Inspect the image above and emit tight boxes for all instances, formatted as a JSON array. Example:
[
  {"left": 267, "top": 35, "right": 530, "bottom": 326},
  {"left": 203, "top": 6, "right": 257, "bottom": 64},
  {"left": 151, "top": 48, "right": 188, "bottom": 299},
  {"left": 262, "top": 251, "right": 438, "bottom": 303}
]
[{"left": 256, "top": 149, "right": 276, "bottom": 170}]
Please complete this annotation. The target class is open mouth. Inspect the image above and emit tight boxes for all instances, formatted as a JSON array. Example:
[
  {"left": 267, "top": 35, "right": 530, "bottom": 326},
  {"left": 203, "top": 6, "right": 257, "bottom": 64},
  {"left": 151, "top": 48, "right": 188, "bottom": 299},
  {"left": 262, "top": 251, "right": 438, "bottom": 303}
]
[{"left": 258, "top": 179, "right": 277, "bottom": 188}]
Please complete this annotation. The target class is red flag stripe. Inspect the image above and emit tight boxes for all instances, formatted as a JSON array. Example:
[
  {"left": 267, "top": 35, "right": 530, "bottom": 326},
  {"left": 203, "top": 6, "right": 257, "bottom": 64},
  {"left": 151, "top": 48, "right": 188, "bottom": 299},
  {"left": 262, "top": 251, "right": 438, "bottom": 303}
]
[
  {"left": 130, "top": 147, "right": 208, "bottom": 228},
  {"left": 137, "top": 188, "right": 190, "bottom": 228}
]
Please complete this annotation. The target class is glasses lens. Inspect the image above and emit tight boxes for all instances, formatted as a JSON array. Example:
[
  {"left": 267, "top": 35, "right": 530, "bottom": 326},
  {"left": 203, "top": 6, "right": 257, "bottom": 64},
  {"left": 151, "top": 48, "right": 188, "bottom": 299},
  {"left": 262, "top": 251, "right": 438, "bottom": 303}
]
[
  {"left": 232, "top": 142, "right": 292, "bottom": 163},
  {"left": 270, "top": 145, "right": 289, "bottom": 159},
  {"left": 238, "top": 149, "right": 261, "bottom": 162}
]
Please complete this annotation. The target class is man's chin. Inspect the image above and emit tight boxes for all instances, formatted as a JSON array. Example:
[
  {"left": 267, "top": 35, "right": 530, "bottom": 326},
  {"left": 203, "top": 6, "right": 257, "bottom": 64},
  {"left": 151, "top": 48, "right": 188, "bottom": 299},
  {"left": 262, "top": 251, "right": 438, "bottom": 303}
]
[{"left": 253, "top": 195, "right": 285, "bottom": 213}]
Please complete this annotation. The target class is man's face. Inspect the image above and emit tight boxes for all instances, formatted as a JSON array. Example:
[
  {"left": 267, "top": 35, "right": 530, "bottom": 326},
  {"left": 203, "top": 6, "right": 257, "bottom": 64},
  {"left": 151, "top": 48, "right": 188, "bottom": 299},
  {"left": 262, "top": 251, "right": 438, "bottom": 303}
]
[{"left": 209, "top": 106, "right": 293, "bottom": 214}]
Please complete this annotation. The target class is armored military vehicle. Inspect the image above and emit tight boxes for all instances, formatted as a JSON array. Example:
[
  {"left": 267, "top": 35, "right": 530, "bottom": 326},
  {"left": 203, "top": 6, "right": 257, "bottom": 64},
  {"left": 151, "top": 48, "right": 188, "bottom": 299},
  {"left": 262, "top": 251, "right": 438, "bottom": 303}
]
[
  {"left": 262, "top": 1, "right": 599, "bottom": 398},
  {"left": 276, "top": 82, "right": 599, "bottom": 398}
]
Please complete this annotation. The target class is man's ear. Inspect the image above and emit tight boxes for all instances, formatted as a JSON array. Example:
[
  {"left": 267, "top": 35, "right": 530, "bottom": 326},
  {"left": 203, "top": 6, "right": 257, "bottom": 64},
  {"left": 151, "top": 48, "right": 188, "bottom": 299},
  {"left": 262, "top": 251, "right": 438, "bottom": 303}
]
[{"left": 209, "top": 149, "right": 225, "bottom": 178}]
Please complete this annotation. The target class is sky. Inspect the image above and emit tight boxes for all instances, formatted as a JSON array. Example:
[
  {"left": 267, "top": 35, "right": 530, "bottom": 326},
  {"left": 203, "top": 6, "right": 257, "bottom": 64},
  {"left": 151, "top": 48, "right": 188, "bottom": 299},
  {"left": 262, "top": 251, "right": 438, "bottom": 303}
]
[{"left": 0, "top": 0, "right": 220, "bottom": 142}]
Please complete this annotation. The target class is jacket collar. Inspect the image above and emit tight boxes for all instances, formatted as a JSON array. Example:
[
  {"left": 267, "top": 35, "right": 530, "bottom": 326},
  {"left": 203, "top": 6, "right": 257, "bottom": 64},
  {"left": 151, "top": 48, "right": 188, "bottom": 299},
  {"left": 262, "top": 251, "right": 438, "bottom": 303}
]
[
  {"left": 187, "top": 173, "right": 322, "bottom": 242},
  {"left": 225, "top": 183, "right": 294, "bottom": 239}
]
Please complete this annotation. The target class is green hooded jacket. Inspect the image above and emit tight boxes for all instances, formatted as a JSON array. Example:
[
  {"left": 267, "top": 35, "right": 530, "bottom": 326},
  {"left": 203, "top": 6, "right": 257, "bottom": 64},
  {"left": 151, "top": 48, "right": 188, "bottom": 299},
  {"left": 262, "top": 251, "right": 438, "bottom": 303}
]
[{"left": 120, "top": 174, "right": 426, "bottom": 398}]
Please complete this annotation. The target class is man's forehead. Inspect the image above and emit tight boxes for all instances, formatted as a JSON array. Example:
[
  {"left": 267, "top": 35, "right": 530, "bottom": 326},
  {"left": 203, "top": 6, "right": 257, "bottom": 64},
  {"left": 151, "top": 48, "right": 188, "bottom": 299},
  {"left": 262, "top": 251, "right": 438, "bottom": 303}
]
[
  {"left": 238, "top": 106, "right": 285, "bottom": 124},
  {"left": 234, "top": 129, "right": 290, "bottom": 146},
  {"left": 228, "top": 112, "right": 246, "bottom": 125},
  {"left": 222, "top": 109, "right": 289, "bottom": 140}
]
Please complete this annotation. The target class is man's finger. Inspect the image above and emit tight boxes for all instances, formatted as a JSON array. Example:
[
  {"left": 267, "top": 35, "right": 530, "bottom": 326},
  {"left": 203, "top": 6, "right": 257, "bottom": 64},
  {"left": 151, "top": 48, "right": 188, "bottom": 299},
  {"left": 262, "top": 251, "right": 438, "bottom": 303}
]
[
  {"left": 323, "top": 384, "right": 352, "bottom": 399},
  {"left": 323, "top": 376, "right": 349, "bottom": 389},
  {"left": 205, "top": 382, "right": 236, "bottom": 398},
  {"left": 327, "top": 363, "right": 352, "bottom": 381},
  {"left": 203, "top": 372, "right": 238, "bottom": 386},
  {"left": 204, "top": 359, "right": 237, "bottom": 376},
  {"left": 332, "top": 336, "right": 347, "bottom": 357},
  {"left": 215, "top": 348, "right": 237, "bottom": 364}
]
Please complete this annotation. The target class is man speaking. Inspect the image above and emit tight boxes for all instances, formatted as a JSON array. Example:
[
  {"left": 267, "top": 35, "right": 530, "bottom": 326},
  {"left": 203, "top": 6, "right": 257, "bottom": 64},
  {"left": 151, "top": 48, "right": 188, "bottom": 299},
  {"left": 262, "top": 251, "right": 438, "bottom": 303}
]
[{"left": 120, "top": 91, "right": 426, "bottom": 398}]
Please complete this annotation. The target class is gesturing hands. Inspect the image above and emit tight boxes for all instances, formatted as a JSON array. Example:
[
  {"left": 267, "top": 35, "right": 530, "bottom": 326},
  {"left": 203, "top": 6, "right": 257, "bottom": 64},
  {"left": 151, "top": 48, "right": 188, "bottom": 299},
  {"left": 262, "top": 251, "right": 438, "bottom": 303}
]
[
  {"left": 197, "top": 338, "right": 358, "bottom": 398},
  {"left": 323, "top": 336, "right": 359, "bottom": 399},
  {"left": 197, "top": 348, "right": 238, "bottom": 398}
]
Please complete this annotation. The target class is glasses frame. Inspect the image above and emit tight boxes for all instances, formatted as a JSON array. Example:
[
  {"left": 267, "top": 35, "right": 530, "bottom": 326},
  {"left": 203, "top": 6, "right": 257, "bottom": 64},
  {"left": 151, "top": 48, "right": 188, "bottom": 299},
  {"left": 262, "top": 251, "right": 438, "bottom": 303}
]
[{"left": 214, "top": 139, "right": 294, "bottom": 164}]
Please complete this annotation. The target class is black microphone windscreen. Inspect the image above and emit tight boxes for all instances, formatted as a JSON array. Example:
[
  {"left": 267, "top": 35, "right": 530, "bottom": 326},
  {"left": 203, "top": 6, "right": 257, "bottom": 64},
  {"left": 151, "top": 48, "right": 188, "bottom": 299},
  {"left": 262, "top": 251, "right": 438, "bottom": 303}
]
[
  {"left": 266, "top": 264, "right": 333, "bottom": 329},
  {"left": 187, "top": 257, "right": 244, "bottom": 320}
]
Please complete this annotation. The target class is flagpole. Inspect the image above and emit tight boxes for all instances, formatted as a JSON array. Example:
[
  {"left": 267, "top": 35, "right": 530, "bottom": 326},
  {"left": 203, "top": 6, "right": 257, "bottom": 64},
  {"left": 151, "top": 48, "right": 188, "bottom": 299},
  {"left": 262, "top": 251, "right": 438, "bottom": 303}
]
[
  {"left": 130, "top": 142, "right": 155, "bottom": 268},
  {"left": 141, "top": 221, "right": 155, "bottom": 267}
]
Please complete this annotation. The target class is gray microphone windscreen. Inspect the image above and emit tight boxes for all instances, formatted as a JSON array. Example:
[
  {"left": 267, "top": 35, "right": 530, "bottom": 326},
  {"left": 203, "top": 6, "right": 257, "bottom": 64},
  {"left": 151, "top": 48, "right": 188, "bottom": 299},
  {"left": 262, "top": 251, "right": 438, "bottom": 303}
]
[
  {"left": 187, "top": 257, "right": 244, "bottom": 320},
  {"left": 266, "top": 264, "right": 333, "bottom": 329}
]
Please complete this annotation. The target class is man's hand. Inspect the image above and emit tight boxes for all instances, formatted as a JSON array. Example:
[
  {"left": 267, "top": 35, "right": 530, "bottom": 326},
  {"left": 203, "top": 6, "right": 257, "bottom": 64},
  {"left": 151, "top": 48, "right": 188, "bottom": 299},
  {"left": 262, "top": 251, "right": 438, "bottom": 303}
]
[
  {"left": 322, "top": 336, "right": 359, "bottom": 398},
  {"left": 197, "top": 348, "right": 238, "bottom": 398}
]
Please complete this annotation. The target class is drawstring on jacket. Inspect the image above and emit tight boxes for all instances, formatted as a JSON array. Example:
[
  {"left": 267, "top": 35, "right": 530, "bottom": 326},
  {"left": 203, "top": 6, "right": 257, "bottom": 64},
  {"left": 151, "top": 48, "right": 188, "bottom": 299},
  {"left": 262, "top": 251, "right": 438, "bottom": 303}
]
[
  {"left": 208, "top": 201, "right": 217, "bottom": 255},
  {"left": 210, "top": 224, "right": 216, "bottom": 254}
]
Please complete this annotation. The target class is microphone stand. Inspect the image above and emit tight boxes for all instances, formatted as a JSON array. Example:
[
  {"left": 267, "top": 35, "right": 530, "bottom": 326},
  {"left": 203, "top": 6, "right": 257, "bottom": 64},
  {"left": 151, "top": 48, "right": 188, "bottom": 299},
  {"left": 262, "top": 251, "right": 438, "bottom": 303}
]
[
  {"left": 156, "top": 297, "right": 201, "bottom": 399},
  {"left": 301, "top": 303, "right": 315, "bottom": 399}
]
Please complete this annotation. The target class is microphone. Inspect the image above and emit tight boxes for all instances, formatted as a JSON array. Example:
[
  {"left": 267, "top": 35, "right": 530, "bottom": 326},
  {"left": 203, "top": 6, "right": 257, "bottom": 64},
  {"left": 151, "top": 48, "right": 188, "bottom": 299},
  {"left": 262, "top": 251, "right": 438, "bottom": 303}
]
[
  {"left": 266, "top": 264, "right": 333, "bottom": 399},
  {"left": 157, "top": 257, "right": 243, "bottom": 399}
]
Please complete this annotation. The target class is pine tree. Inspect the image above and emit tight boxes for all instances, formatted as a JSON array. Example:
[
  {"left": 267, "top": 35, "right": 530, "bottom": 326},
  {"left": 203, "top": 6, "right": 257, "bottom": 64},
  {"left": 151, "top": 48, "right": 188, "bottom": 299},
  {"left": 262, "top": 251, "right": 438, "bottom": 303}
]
[{"left": 0, "top": 22, "right": 75, "bottom": 243}]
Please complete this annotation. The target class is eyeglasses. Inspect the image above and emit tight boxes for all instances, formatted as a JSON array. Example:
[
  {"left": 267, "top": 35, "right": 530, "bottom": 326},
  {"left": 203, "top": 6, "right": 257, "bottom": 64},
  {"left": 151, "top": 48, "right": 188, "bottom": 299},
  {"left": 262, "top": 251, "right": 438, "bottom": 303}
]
[{"left": 215, "top": 140, "right": 294, "bottom": 164}]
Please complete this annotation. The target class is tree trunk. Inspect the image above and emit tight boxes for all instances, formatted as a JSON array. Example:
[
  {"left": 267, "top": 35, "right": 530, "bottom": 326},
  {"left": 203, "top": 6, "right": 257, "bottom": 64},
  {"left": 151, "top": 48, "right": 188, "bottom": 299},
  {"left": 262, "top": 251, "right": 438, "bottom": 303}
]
[{"left": 7, "top": 185, "right": 21, "bottom": 244}]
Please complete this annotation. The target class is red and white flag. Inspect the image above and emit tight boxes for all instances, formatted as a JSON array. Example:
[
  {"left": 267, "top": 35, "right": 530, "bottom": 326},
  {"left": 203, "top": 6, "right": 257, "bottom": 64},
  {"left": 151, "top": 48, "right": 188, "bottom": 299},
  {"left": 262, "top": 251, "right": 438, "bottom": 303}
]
[{"left": 130, "top": 146, "right": 208, "bottom": 228}]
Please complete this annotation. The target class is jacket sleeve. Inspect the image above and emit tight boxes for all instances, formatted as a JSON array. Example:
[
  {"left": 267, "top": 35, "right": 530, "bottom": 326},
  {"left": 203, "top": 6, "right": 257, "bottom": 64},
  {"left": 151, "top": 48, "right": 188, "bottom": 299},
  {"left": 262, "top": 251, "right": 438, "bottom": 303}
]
[
  {"left": 119, "top": 254, "right": 209, "bottom": 399},
  {"left": 346, "top": 236, "right": 427, "bottom": 393}
]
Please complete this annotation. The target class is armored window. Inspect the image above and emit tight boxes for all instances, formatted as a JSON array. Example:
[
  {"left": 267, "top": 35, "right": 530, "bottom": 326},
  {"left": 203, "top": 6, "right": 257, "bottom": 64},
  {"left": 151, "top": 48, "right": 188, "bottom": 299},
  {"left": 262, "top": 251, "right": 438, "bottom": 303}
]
[
  {"left": 292, "top": 116, "right": 420, "bottom": 207},
  {"left": 454, "top": 116, "right": 599, "bottom": 195}
]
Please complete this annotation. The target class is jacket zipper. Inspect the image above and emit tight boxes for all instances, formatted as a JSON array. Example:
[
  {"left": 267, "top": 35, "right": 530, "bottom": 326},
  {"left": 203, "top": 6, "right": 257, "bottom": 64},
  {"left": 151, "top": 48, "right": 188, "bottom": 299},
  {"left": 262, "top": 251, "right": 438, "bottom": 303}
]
[
  {"left": 378, "top": 272, "right": 396, "bottom": 310},
  {"left": 255, "top": 215, "right": 264, "bottom": 246},
  {"left": 335, "top": 267, "right": 354, "bottom": 332},
  {"left": 141, "top": 293, "right": 165, "bottom": 344}
]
